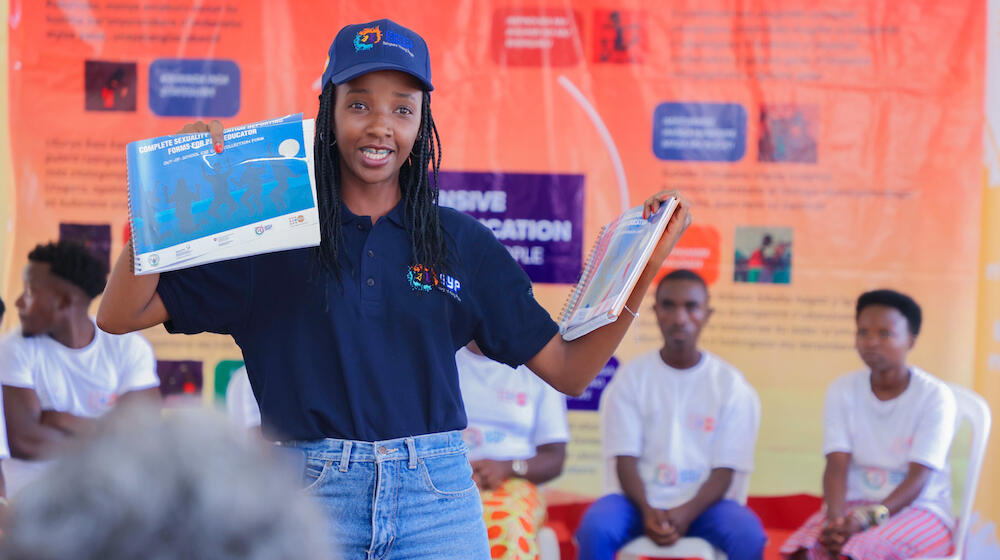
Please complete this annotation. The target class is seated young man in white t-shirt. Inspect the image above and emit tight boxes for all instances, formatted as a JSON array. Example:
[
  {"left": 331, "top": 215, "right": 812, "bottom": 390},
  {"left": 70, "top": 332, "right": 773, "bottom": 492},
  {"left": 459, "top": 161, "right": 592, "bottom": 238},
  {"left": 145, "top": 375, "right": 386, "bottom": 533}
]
[
  {"left": 576, "top": 270, "right": 766, "bottom": 560},
  {"left": 0, "top": 241, "right": 161, "bottom": 495},
  {"left": 782, "top": 289, "right": 956, "bottom": 560},
  {"left": 456, "top": 342, "right": 569, "bottom": 560}
]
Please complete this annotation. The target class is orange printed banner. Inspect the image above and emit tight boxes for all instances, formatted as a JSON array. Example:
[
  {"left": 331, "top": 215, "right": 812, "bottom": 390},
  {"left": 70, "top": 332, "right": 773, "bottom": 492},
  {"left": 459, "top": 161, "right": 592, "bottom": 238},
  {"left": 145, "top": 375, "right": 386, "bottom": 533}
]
[{"left": 2, "top": 1, "right": 994, "bottom": 542}]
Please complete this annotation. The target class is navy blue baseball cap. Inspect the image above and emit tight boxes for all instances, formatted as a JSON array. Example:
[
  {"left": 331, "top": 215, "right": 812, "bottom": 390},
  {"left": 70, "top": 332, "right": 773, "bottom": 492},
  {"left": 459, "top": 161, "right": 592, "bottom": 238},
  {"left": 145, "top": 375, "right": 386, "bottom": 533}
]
[{"left": 320, "top": 19, "right": 433, "bottom": 92}]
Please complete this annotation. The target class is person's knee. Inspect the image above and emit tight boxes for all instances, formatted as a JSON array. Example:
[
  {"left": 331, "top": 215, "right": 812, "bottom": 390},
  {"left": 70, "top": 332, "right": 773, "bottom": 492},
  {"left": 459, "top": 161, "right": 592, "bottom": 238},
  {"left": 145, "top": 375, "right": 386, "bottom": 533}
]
[
  {"left": 713, "top": 506, "right": 767, "bottom": 557},
  {"left": 575, "top": 497, "right": 633, "bottom": 549},
  {"left": 575, "top": 509, "right": 616, "bottom": 546},
  {"left": 728, "top": 521, "right": 767, "bottom": 552}
]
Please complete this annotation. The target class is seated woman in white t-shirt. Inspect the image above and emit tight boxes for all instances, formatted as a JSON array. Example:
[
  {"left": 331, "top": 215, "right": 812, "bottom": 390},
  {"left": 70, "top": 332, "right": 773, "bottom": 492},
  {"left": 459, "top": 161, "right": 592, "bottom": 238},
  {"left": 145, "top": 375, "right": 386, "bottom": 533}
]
[
  {"left": 456, "top": 343, "right": 569, "bottom": 560},
  {"left": 782, "top": 289, "right": 957, "bottom": 560}
]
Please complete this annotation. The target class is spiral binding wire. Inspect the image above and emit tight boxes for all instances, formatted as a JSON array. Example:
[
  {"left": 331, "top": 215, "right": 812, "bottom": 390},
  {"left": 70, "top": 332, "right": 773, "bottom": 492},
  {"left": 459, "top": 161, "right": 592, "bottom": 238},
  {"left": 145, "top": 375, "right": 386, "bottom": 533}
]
[
  {"left": 559, "top": 223, "right": 609, "bottom": 325},
  {"left": 125, "top": 151, "right": 142, "bottom": 274}
]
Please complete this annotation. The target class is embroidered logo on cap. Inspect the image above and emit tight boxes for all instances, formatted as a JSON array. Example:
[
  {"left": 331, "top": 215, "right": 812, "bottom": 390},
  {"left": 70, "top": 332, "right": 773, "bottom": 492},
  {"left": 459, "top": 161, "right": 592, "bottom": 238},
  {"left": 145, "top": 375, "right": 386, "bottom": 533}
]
[
  {"left": 354, "top": 26, "right": 382, "bottom": 51},
  {"left": 383, "top": 29, "right": 415, "bottom": 57}
]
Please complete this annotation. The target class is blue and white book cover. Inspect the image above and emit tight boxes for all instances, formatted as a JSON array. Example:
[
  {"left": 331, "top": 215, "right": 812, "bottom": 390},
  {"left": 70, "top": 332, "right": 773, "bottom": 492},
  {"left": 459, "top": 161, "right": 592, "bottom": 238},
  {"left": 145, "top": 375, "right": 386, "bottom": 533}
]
[{"left": 126, "top": 114, "right": 319, "bottom": 274}]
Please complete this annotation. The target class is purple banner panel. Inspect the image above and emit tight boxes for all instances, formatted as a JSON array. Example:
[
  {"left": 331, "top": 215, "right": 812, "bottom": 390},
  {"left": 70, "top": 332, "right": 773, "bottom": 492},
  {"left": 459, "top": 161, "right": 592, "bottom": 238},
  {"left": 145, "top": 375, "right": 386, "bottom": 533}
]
[
  {"left": 567, "top": 356, "right": 618, "bottom": 411},
  {"left": 438, "top": 171, "right": 584, "bottom": 284}
]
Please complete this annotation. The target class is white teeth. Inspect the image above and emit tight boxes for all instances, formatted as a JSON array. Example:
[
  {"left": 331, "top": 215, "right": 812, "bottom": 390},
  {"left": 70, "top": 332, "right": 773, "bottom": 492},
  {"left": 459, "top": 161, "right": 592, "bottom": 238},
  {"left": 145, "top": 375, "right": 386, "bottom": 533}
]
[{"left": 361, "top": 148, "right": 391, "bottom": 161}]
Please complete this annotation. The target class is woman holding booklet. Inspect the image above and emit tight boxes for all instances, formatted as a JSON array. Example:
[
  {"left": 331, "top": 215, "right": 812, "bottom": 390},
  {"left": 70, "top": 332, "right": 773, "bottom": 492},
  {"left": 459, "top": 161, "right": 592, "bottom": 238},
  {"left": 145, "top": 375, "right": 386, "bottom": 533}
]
[{"left": 98, "top": 18, "right": 690, "bottom": 559}]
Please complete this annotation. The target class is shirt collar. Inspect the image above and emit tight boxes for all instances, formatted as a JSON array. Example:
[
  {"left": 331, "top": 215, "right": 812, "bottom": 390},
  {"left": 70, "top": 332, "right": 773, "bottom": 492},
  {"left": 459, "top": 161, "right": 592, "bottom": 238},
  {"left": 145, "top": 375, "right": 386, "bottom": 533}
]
[{"left": 339, "top": 199, "right": 408, "bottom": 230}]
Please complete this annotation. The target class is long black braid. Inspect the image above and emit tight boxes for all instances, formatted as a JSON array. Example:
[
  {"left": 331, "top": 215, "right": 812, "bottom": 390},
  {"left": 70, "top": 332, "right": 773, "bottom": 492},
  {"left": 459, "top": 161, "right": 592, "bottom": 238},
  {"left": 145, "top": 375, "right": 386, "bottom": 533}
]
[{"left": 312, "top": 83, "right": 447, "bottom": 281}]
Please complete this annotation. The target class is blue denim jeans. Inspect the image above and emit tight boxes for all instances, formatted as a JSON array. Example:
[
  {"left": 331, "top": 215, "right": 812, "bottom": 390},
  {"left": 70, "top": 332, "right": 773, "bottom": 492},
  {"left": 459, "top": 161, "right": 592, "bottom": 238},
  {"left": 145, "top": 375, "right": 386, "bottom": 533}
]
[
  {"left": 284, "top": 431, "right": 490, "bottom": 559},
  {"left": 576, "top": 494, "right": 766, "bottom": 560}
]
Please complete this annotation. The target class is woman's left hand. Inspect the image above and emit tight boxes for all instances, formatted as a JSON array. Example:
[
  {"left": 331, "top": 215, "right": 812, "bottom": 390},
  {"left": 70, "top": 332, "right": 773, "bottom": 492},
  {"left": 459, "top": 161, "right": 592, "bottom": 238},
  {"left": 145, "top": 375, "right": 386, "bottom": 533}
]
[{"left": 641, "top": 190, "right": 692, "bottom": 277}]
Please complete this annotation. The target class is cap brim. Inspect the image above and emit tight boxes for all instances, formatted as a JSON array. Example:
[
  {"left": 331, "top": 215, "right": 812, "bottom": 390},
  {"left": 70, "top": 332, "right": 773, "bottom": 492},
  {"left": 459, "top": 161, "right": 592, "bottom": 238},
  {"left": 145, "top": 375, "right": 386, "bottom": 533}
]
[{"left": 329, "top": 62, "right": 433, "bottom": 92}]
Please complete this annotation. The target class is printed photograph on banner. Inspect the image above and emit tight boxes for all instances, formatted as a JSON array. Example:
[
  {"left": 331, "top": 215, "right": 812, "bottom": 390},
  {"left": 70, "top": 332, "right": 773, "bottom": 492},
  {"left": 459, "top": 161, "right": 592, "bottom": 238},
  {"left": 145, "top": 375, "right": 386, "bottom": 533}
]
[
  {"left": 84, "top": 60, "right": 137, "bottom": 112},
  {"left": 156, "top": 360, "right": 203, "bottom": 408},
  {"left": 757, "top": 104, "right": 819, "bottom": 163},
  {"left": 59, "top": 223, "right": 112, "bottom": 270},
  {"left": 734, "top": 226, "right": 792, "bottom": 284},
  {"left": 593, "top": 10, "right": 645, "bottom": 63}
]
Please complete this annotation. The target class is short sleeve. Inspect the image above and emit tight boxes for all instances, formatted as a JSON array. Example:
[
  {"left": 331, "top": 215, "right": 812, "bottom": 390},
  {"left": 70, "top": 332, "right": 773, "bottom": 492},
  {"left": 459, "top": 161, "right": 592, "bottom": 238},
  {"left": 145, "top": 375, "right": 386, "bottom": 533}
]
[
  {"left": 908, "top": 383, "right": 957, "bottom": 471},
  {"left": 823, "top": 378, "right": 853, "bottom": 455},
  {"left": 529, "top": 378, "right": 570, "bottom": 448},
  {"left": 0, "top": 334, "right": 36, "bottom": 389},
  {"left": 468, "top": 233, "right": 558, "bottom": 367},
  {"left": 711, "top": 381, "right": 760, "bottom": 472},
  {"left": 157, "top": 257, "right": 254, "bottom": 336},
  {"left": 600, "top": 370, "right": 643, "bottom": 458},
  {"left": 117, "top": 332, "right": 160, "bottom": 393}
]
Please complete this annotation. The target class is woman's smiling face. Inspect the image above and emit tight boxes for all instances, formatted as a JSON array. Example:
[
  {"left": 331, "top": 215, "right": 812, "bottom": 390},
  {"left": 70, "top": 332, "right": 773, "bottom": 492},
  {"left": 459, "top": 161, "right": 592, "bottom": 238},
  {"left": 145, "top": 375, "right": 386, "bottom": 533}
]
[{"left": 333, "top": 70, "right": 423, "bottom": 190}]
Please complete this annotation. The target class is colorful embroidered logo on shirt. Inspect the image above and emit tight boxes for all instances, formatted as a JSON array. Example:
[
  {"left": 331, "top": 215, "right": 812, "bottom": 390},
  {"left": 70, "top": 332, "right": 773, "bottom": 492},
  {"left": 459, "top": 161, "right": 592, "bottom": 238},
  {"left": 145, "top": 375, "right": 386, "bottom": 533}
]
[
  {"left": 407, "top": 264, "right": 462, "bottom": 301},
  {"left": 354, "top": 26, "right": 382, "bottom": 51}
]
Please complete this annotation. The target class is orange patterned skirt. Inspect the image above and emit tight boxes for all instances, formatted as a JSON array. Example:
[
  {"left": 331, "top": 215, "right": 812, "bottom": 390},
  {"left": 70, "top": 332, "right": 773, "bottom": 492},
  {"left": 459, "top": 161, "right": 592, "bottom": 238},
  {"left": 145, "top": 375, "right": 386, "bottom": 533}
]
[{"left": 481, "top": 478, "right": 548, "bottom": 560}]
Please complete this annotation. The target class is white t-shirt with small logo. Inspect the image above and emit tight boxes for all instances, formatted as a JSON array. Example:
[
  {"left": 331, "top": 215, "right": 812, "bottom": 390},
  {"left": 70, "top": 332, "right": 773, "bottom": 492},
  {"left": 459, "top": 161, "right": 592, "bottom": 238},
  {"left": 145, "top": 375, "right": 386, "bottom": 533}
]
[
  {"left": 456, "top": 347, "right": 569, "bottom": 462},
  {"left": 601, "top": 350, "right": 760, "bottom": 510},
  {"left": 0, "top": 321, "right": 158, "bottom": 494},
  {"left": 823, "top": 367, "right": 956, "bottom": 526}
]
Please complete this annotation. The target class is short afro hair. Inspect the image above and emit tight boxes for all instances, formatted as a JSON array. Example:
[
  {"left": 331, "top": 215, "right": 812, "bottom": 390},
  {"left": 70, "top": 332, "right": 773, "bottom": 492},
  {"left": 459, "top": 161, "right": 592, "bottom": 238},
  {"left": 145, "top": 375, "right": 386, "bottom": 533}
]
[
  {"left": 856, "top": 289, "right": 922, "bottom": 337},
  {"left": 28, "top": 241, "right": 108, "bottom": 300},
  {"left": 657, "top": 269, "right": 708, "bottom": 295}
]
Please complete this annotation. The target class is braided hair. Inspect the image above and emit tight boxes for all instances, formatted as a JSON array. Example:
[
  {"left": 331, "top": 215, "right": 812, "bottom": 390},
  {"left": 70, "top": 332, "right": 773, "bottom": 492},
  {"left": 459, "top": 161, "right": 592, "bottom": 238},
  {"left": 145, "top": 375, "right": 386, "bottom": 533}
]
[{"left": 312, "top": 83, "right": 446, "bottom": 280}]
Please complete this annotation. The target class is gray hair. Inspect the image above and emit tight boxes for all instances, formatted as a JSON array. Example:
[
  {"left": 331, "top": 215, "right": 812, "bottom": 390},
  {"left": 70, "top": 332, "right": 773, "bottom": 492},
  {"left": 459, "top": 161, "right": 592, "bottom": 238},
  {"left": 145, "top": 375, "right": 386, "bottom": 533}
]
[{"left": 0, "top": 405, "right": 331, "bottom": 560}]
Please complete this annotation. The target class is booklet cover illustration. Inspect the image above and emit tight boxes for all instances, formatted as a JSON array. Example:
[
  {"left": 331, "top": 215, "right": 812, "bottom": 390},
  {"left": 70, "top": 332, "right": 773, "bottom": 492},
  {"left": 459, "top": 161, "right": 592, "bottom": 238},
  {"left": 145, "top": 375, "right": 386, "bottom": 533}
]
[{"left": 126, "top": 114, "right": 319, "bottom": 274}]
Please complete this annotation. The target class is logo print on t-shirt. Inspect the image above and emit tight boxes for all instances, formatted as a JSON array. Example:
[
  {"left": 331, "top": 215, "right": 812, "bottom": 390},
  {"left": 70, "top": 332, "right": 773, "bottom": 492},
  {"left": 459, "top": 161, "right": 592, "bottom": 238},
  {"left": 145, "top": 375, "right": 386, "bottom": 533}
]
[
  {"left": 654, "top": 462, "right": 678, "bottom": 486},
  {"left": 890, "top": 436, "right": 914, "bottom": 455},
  {"left": 687, "top": 412, "right": 715, "bottom": 432},
  {"left": 88, "top": 391, "right": 118, "bottom": 412},
  {"left": 406, "top": 264, "right": 462, "bottom": 301},
  {"left": 462, "top": 427, "right": 483, "bottom": 450},
  {"left": 862, "top": 467, "right": 888, "bottom": 490}
]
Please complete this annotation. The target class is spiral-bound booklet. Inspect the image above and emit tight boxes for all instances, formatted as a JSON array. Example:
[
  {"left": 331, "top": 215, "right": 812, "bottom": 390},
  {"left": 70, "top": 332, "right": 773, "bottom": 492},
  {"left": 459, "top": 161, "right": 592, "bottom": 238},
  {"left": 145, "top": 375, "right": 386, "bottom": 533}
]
[
  {"left": 125, "top": 114, "right": 319, "bottom": 275},
  {"left": 559, "top": 197, "right": 679, "bottom": 341}
]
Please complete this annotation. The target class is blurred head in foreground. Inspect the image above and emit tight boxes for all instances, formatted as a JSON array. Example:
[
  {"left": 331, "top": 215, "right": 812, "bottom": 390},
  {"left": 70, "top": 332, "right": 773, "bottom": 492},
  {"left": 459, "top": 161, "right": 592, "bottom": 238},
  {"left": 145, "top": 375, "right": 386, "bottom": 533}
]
[{"left": 0, "top": 404, "right": 331, "bottom": 560}]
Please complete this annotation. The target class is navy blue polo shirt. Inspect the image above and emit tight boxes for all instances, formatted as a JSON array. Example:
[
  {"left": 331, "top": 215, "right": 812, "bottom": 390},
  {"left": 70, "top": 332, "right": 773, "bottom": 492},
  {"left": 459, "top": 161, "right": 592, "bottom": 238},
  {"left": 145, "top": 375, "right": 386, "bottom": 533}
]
[{"left": 157, "top": 202, "right": 559, "bottom": 441}]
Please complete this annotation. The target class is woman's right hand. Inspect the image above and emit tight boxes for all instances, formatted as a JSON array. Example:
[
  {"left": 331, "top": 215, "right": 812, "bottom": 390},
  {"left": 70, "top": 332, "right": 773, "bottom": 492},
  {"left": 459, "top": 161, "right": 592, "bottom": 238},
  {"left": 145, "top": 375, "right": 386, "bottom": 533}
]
[{"left": 177, "top": 119, "right": 225, "bottom": 153}]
